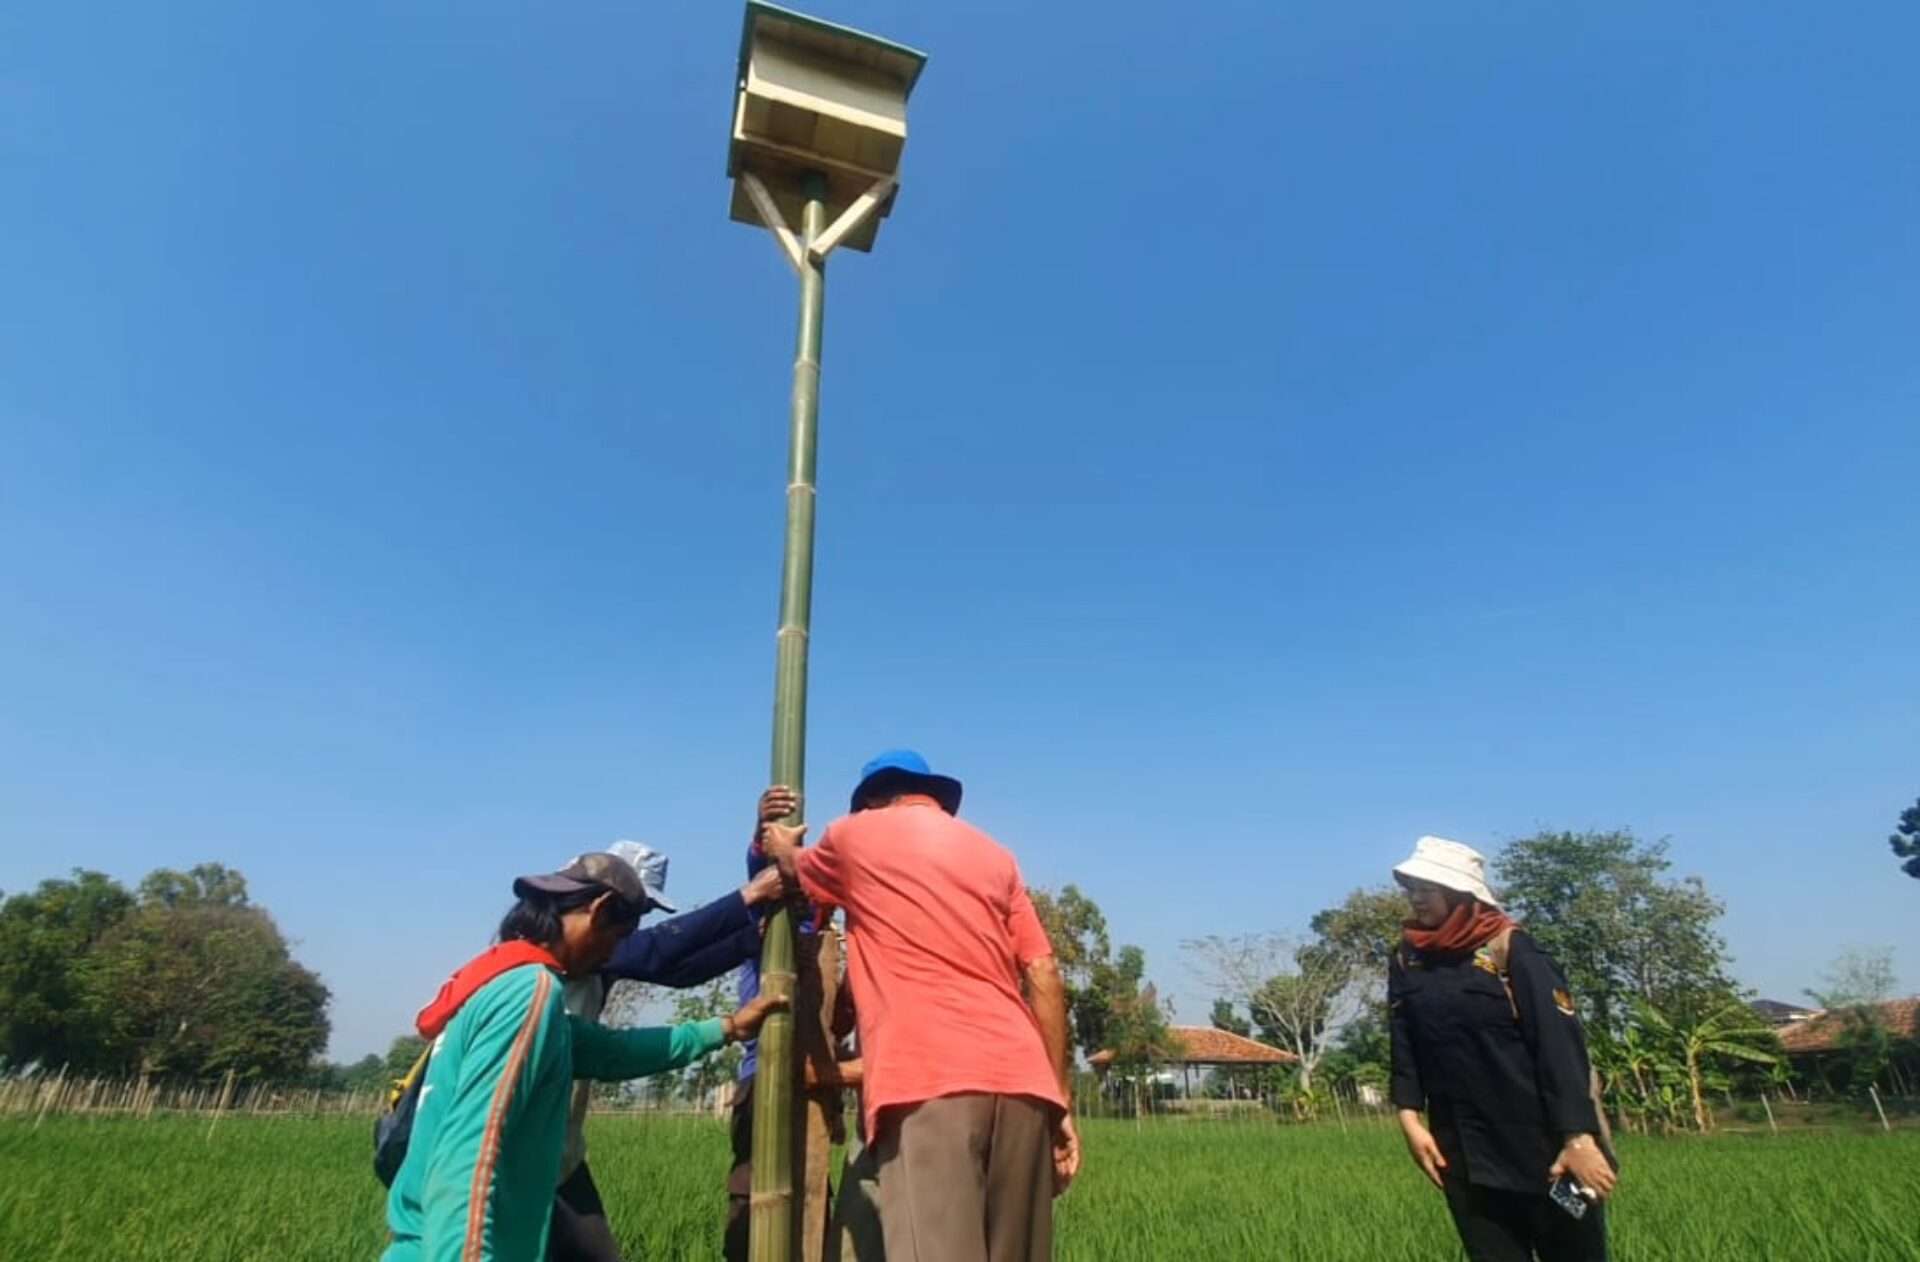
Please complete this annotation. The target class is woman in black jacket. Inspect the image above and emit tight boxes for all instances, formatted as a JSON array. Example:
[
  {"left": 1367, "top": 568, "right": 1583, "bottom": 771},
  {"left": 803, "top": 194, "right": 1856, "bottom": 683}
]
[{"left": 1388, "top": 836, "right": 1617, "bottom": 1261}]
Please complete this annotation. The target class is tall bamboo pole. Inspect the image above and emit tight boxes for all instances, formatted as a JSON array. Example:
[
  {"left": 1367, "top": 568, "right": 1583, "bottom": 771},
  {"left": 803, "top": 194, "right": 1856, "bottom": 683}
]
[{"left": 749, "top": 172, "right": 828, "bottom": 1262}]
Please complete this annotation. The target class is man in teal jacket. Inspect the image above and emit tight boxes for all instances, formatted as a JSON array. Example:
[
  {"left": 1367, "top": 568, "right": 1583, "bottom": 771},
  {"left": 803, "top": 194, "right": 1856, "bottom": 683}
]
[{"left": 384, "top": 852, "right": 783, "bottom": 1262}]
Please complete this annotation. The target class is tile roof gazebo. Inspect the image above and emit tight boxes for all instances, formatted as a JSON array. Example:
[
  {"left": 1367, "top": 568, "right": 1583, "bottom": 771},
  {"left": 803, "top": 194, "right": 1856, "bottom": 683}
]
[{"left": 1089, "top": 1025, "right": 1296, "bottom": 1103}]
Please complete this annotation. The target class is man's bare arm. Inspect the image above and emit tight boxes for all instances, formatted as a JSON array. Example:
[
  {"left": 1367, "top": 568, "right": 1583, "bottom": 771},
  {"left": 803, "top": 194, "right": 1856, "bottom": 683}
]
[
  {"left": 1023, "top": 955, "right": 1071, "bottom": 1098},
  {"left": 803, "top": 1056, "right": 864, "bottom": 1090},
  {"left": 1024, "top": 954, "right": 1082, "bottom": 1194}
]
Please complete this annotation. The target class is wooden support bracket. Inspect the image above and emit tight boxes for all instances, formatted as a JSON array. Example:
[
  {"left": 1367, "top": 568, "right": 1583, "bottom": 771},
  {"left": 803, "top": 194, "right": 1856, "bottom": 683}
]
[
  {"left": 740, "top": 171, "right": 805, "bottom": 274},
  {"left": 807, "top": 178, "right": 897, "bottom": 263}
]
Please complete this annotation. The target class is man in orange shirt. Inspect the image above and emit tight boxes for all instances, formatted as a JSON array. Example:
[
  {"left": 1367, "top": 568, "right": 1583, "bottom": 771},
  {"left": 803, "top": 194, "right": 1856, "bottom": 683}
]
[{"left": 759, "top": 750, "right": 1080, "bottom": 1262}]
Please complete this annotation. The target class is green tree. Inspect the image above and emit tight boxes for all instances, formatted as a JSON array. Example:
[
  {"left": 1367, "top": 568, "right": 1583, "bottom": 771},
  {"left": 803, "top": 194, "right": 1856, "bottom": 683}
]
[
  {"left": 1309, "top": 885, "right": 1408, "bottom": 1035},
  {"left": 384, "top": 1034, "right": 429, "bottom": 1078},
  {"left": 1029, "top": 885, "right": 1111, "bottom": 1053},
  {"left": 670, "top": 978, "right": 744, "bottom": 1103},
  {"left": 340, "top": 1054, "right": 388, "bottom": 1092},
  {"left": 1496, "top": 830, "right": 1734, "bottom": 1037},
  {"left": 1031, "top": 885, "right": 1173, "bottom": 1109},
  {"left": 0, "top": 862, "right": 330, "bottom": 1081},
  {"left": 1308, "top": 887, "right": 1406, "bottom": 986},
  {"left": 1209, "top": 998, "right": 1250, "bottom": 1037},
  {"left": 79, "top": 889, "right": 330, "bottom": 1080},
  {"left": 1806, "top": 947, "right": 1900, "bottom": 1096},
  {"left": 0, "top": 870, "right": 135, "bottom": 1070},
  {"left": 1113, "top": 984, "right": 1174, "bottom": 1114},
  {"left": 1031, "top": 886, "right": 1167, "bottom": 1059},
  {"left": 1090, "top": 949, "right": 1173, "bottom": 1070},
  {"left": 137, "top": 863, "right": 251, "bottom": 909},
  {"left": 1319, "top": 1012, "right": 1391, "bottom": 1091},
  {"left": 1889, "top": 797, "right": 1920, "bottom": 880},
  {"left": 1067, "top": 944, "right": 1132, "bottom": 1055}
]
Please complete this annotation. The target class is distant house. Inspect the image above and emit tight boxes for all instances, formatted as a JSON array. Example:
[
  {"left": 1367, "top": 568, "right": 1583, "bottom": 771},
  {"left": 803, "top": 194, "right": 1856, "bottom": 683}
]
[
  {"left": 1775, "top": 998, "right": 1919, "bottom": 1056},
  {"left": 1750, "top": 998, "right": 1818, "bottom": 1025},
  {"left": 1775, "top": 998, "right": 1920, "bottom": 1094}
]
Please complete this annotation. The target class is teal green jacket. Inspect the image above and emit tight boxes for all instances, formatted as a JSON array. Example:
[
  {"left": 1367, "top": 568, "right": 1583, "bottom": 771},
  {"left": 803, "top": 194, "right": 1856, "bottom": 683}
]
[{"left": 382, "top": 963, "right": 724, "bottom": 1262}]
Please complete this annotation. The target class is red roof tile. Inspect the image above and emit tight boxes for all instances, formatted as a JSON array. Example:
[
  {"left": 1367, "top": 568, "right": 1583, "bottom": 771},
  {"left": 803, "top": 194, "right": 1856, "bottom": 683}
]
[
  {"left": 1169, "top": 1026, "right": 1297, "bottom": 1064},
  {"left": 1777, "top": 998, "right": 1920, "bottom": 1054},
  {"left": 1089, "top": 1026, "right": 1297, "bottom": 1067}
]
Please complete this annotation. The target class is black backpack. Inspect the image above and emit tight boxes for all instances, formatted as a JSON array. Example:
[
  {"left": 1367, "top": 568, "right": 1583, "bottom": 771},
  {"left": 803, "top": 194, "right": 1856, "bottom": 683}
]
[{"left": 373, "top": 1048, "right": 433, "bottom": 1187}]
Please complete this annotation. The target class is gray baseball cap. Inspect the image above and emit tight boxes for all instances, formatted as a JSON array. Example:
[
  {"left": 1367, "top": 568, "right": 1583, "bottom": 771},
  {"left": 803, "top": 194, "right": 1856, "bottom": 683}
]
[
  {"left": 515, "top": 840, "right": 677, "bottom": 915},
  {"left": 513, "top": 848, "right": 666, "bottom": 916}
]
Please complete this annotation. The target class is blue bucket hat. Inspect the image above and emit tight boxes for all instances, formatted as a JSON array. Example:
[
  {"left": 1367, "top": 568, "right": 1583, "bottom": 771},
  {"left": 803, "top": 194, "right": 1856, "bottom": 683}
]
[{"left": 850, "top": 749, "right": 963, "bottom": 816}]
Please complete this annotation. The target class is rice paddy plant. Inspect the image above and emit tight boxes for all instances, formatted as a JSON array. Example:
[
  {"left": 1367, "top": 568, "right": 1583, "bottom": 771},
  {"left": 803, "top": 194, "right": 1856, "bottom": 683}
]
[{"left": 2, "top": 1113, "right": 1915, "bottom": 1259}]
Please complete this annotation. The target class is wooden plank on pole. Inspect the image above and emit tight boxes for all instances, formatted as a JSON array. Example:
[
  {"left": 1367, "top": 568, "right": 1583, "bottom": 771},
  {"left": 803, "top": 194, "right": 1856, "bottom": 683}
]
[{"left": 795, "top": 925, "right": 843, "bottom": 1262}]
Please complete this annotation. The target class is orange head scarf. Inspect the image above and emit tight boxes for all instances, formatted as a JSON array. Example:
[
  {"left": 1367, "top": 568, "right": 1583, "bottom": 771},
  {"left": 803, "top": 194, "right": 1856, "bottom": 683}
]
[{"left": 1402, "top": 898, "right": 1513, "bottom": 955}]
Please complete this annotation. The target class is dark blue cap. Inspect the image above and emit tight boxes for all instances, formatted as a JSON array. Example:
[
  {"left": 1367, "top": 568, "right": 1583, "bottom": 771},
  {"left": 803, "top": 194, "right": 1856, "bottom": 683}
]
[{"left": 850, "top": 749, "right": 963, "bottom": 816}]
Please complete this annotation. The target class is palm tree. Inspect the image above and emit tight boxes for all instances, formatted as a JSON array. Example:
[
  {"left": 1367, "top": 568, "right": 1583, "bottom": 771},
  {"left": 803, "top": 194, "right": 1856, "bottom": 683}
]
[
  {"left": 1635, "top": 998, "right": 1782, "bottom": 1133},
  {"left": 1609, "top": 1025, "right": 1663, "bottom": 1134},
  {"left": 1764, "top": 1055, "right": 1798, "bottom": 1103}
]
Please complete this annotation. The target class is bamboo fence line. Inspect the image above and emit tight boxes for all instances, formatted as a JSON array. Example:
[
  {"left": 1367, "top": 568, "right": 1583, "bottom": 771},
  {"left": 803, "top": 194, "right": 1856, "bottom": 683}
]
[
  {"left": 0, "top": 1074, "right": 745, "bottom": 1123},
  {"left": 0, "top": 1073, "right": 383, "bottom": 1120},
  {"left": 1068, "top": 1078, "right": 1400, "bottom": 1129},
  {"left": 5, "top": 1071, "right": 1911, "bottom": 1133},
  {"left": 1064, "top": 1079, "right": 1920, "bottom": 1134}
]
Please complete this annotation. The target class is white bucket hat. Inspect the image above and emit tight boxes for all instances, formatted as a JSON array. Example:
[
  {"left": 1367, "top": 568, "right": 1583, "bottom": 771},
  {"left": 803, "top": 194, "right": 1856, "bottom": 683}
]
[
  {"left": 605, "top": 840, "right": 677, "bottom": 913},
  {"left": 1393, "top": 836, "right": 1501, "bottom": 909}
]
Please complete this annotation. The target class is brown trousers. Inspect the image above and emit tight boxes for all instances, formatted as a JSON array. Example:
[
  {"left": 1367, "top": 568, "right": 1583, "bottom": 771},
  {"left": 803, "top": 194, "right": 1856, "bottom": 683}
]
[
  {"left": 827, "top": 1135, "right": 887, "bottom": 1262},
  {"left": 873, "top": 1094, "right": 1053, "bottom": 1262}
]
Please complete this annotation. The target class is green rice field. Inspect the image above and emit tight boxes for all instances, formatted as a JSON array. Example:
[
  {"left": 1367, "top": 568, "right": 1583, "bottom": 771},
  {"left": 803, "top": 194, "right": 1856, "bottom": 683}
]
[{"left": 2, "top": 1113, "right": 1916, "bottom": 1260}]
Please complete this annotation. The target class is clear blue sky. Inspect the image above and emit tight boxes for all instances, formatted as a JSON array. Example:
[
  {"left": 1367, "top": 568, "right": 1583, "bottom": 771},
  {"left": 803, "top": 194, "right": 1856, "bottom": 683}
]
[{"left": 3, "top": 2, "right": 1914, "bottom": 1060}]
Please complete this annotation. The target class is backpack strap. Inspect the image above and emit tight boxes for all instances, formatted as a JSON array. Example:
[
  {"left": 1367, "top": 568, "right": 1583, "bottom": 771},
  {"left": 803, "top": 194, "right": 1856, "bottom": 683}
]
[
  {"left": 386, "top": 1047, "right": 432, "bottom": 1113},
  {"left": 1488, "top": 927, "right": 1519, "bottom": 1021}
]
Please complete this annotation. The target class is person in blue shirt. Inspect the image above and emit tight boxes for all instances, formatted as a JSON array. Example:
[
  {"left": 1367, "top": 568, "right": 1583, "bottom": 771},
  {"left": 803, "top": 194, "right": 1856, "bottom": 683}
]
[{"left": 550, "top": 800, "right": 790, "bottom": 1262}]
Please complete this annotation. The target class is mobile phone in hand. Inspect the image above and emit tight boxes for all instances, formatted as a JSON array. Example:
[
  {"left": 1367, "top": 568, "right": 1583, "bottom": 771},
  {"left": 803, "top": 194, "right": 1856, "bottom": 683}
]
[{"left": 1549, "top": 1175, "right": 1593, "bottom": 1220}]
